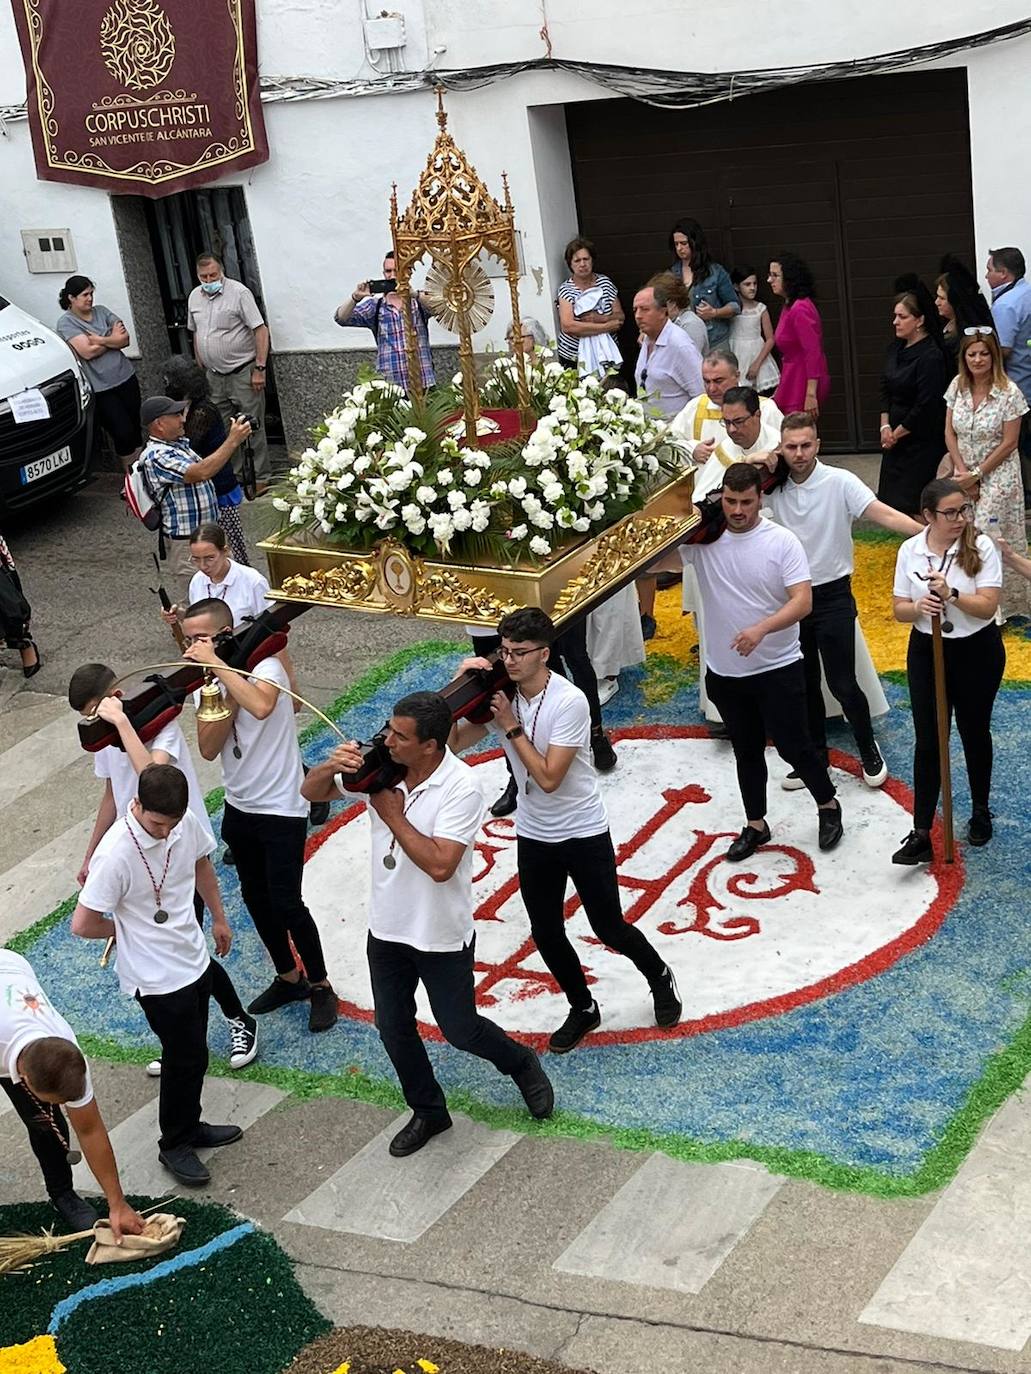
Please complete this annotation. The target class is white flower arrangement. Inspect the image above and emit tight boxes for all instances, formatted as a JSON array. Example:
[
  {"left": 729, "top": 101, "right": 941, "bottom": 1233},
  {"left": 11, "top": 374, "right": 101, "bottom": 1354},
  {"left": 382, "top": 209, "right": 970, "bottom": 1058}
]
[{"left": 274, "top": 360, "right": 685, "bottom": 561}]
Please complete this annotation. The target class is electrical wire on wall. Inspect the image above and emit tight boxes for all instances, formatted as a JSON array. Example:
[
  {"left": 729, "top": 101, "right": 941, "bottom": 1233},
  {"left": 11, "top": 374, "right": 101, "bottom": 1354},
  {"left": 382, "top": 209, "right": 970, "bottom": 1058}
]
[{"left": 2, "top": 17, "right": 1030, "bottom": 124}]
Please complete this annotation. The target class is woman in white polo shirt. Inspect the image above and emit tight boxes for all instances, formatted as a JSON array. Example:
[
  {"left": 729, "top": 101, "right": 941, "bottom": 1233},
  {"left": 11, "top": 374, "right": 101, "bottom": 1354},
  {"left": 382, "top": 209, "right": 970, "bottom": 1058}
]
[
  {"left": 453, "top": 607, "right": 682, "bottom": 1054},
  {"left": 892, "top": 478, "right": 1004, "bottom": 864},
  {"left": 162, "top": 522, "right": 270, "bottom": 628}
]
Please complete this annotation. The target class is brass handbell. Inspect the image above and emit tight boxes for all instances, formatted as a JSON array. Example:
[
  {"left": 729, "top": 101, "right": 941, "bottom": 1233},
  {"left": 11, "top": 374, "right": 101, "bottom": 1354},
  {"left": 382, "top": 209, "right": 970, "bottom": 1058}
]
[{"left": 196, "top": 673, "right": 233, "bottom": 724}]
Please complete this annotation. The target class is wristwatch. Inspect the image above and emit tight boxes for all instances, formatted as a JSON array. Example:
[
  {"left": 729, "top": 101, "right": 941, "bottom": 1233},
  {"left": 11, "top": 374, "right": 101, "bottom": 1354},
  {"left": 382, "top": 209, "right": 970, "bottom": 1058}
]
[
  {"left": 253, "top": 363, "right": 266, "bottom": 371},
  {"left": 505, "top": 725, "right": 524, "bottom": 740}
]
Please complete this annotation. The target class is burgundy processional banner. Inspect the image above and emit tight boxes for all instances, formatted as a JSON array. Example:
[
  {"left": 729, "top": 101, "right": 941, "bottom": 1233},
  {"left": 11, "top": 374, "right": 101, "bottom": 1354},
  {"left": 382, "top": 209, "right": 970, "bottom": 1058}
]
[{"left": 10, "top": 0, "right": 269, "bottom": 196}]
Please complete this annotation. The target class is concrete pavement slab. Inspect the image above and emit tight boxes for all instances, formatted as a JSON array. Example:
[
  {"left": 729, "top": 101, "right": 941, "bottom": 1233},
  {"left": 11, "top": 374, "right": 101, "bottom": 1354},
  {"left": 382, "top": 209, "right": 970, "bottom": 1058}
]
[
  {"left": 0, "top": 708, "right": 87, "bottom": 810},
  {"left": 553, "top": 1154, "right": 785, "bottom": 1295},
  {"left": 284, "top": 1113, "right": 521, "bottom": 1243},
  {"left": 0, "top": 815, "right": 92, "bottom": 941}
]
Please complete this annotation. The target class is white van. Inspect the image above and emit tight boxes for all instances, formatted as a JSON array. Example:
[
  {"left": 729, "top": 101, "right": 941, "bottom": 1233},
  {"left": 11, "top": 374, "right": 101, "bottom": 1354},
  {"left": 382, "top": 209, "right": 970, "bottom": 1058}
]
[{"left": 0, "top": 293, "right": 94, "bottom": 519}]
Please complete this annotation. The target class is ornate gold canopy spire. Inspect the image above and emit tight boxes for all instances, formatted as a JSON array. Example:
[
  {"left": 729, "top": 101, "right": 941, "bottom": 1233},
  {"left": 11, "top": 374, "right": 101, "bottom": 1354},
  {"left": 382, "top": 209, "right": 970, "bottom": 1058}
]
[{"left": 389, "top": 88, "right": 531, "bottom": 442}]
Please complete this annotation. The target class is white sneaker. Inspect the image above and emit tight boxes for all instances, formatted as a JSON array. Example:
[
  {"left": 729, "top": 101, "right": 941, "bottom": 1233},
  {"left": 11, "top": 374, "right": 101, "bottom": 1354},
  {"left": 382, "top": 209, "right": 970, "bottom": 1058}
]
[
  {"left": 227, "top": 1013, "right": 258, "bottom": 1070},
  {"left": 780, "top": 771, "right": 806, "bottom": 791},
  {"left": 146, "top": 1059, "right": 162, "bottom": 1077},
  {"left": 597, "top": 676, "right": 620, "bottom": 706}
]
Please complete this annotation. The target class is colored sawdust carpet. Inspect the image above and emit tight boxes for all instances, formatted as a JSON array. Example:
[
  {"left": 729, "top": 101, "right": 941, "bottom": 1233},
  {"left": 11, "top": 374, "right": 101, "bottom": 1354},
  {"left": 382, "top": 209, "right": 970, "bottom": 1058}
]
[
  {"left": 285, "top": 1328, "right": 593, "bottom": 1374},
  {"left": 11, "top": 534, "right": 1031, "bottom": 1197},
  {"left": 0, "top": 1198, "right": 329, "bottom": 1374}
]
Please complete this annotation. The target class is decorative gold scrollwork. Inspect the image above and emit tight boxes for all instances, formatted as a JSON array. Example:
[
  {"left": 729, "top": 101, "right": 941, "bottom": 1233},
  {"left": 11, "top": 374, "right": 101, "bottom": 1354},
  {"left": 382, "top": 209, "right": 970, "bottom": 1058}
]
[
  {"left": 551, "top": 515, "right": 688, "bottom": 619},
  {"left": 413, "top": 568, "right": 519, "bottom": 623},
  {"left": 281, "top": 562, "right": 377, "bottom": 604}
]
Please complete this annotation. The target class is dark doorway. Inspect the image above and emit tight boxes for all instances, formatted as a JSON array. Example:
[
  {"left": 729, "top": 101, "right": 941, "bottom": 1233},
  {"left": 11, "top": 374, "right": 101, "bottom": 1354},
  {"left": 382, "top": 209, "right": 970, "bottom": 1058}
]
[
  {"left": 142, "top": 187, "right": 284, "bottom": 444},
  {"left": 565, "top": 68, "right": 976, "bottom": 450}
]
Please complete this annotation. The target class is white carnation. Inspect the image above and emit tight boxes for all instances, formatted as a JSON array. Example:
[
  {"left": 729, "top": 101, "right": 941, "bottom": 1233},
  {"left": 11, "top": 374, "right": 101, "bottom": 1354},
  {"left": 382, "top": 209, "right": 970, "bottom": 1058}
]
[{"left": 529, "top": 535, "right": 551, "bottom": 556}]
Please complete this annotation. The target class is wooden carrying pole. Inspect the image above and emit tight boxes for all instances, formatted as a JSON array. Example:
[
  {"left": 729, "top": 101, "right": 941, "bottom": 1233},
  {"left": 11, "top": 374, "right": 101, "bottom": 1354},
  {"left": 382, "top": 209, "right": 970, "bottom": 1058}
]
[{"left": 930, "top": 614, "right": 955, "bottom": 862}]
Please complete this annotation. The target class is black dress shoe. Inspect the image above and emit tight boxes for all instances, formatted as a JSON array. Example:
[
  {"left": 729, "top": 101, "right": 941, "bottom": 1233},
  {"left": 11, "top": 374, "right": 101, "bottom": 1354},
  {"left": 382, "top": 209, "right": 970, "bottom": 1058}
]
[
  {"left": 726, "top": 823, "right": 770, "bottom": 862},
  {"left": 490, "top": 776, "right": 518, "bottom": 818},
  {"left": 247, "top": 974, "right": 311, "bottom": 1014},
  {"left": 968, "top": 807, "right": 993, "bottom": 847},
  {"left": 51, "top": 1189, "right": 98, "bottom": 1232},
  {"left": 818, "top": 800, "right": 844, "bottom": 852},
  {"left": 308, "top": 799, "right": 331, "bottom": 827},
  {"left": 591, "top": 729, "right": 618, "bottom": 773},
  {"left": 388, "top": 1112, "right": 452, "bottom": 1157},
  {"left": 707, "top": 721, "right": 730, "bottom": 740},
  {"left": 512, "top": 1051, "right": 555, "bottom": 1119},
  {"left": 892, "top": 829, "right": 933, "bottom": 865},
  {"left": 159, "top": 1144, "right": 211, "bottom": 1186},
  {"left": 548, "top": 1001, "right": 601, "bottom": 1053},
  {"left": 190, "top": 1122, "right": 243, "bottom": 1149}
]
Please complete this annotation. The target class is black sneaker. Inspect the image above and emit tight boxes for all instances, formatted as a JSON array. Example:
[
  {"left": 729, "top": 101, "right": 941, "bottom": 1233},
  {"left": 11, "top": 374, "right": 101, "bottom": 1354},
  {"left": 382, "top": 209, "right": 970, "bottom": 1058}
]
[
  {"left": 512, "top": 1050, "right": 555, "bottom": 1119},
  {"left": 860, "top": 743, "right": 888, "bottom": 788},
  {"left": 707, "top": 721, "right": 729, "bottom": 740},
  {"left": 591, "top": 730, "right": 617, "bottom": 773},
  {"left": 51, "top": 1190, "right": 98, "bottom": 1232},
  {"left": 892, "top": 830, "right": 933, "bottom": 865},
  {"left": 190, "top": 1122, "right": 243, "bottom": 1148},
  {"left": 308, "top": 984, "right": 339, "bottom": 1033},
  {"left": 781, "top": 770, "right": 806, "bottom": 791},
  {"left": 818, "top": 800, "right": 844, "bottom": 852},
  {"left": 640, "top": 613, "right": 657, "bottom": 641},
  {"left": 227, "top": 1012, "right": 258, "bottom": 1069},
  {"left": 650, "top": 965, "right": 682, "bottom": 1028},
  {"left": 548, "top": 1001, "right": 601, "bottom": 1053},
  {"left": 967, "top": 807, "right": 993, "bottom": 847},
  {"left": 247, "top": 975, "right": 311, "bottom": 1015}
]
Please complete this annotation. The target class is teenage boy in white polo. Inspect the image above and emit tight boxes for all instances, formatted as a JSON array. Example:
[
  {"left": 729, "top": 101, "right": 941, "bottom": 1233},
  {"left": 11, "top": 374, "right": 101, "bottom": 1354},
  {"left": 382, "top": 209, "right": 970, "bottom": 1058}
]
[
  {"left": 302, "top": 690, "right": 554, "bottom": 1158},
  {"left": 72, "top": 763, "right": 242, "bottom": 1187},
  {"left": 452, "top": 607, "right": 682, "bottom": 1054},
  {"left": 68, "top": 663, "right": 257, "bottom": 1072},
  {"left": 182, "top": 597, "right": 339, "bottom": 1033},
  {"left": 2, "top": 948, "right": 145, "bottom": 1239}
]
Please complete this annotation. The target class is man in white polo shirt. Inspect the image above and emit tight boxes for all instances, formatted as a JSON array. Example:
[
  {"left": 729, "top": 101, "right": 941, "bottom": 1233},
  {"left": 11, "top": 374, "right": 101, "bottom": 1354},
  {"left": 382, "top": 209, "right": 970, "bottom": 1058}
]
[
  {"left": 681, "top": 462, "right": 844, "bottom": 861},
  {"left": 302, "top": 690, "right": 554, "bottom": 1158},
  {"left": 2, "top": 948, "right": 145, "bottom": 1239},
  {"left": 451, "top": 608, "right": 682, "bottom": 1054},
  {"left": 182, "top": 598, "right": 339, "bottom": 1034},
  {"left": 72, "top": 763, "right": 242, "bottom": 1187},
  {"left": 760, "top": 413, "right": 922, "bottom": 789},
  {"left": 67, "top": 663, "right": 257, "bottom": 1073}
]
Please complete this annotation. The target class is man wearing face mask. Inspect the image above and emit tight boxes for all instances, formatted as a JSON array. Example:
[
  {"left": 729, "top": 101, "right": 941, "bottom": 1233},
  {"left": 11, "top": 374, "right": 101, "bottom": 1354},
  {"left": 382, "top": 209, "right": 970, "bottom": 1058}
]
[{"left": 187, "top": 253, "right": 272, "bottom": 493}]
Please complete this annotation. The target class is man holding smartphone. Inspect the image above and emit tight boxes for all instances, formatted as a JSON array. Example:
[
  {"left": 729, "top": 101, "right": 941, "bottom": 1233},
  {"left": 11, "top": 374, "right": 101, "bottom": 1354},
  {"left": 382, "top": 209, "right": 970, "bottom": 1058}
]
[{"left": 334, "top": 251, "right": 437, "bottom": 392}]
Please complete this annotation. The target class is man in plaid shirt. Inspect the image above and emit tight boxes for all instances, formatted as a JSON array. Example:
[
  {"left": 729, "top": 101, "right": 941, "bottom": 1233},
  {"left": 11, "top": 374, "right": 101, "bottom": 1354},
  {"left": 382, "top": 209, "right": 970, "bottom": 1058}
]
[
  {"left": 334, "top": 251, "right": 437, "bottom": 392},
  {"left": 139, "top": 396, "right": 252, "bottom": 544}
]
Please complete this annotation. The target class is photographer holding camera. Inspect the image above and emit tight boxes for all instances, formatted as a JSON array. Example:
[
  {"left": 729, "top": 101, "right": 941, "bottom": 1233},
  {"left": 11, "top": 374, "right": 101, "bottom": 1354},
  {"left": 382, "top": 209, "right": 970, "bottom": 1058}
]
[{"left": 334, "top": 250, "right": 437, "bottom": 393}]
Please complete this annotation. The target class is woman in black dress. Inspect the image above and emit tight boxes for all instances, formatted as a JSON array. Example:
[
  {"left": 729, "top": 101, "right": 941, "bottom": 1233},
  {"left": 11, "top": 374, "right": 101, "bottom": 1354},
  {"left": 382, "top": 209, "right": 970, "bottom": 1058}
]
[
  {"left": 935, "top": 255, "right": 994, "bottom": 374},
  {"left": 878, "top": 284, "right": 948, "bottom": 515}
]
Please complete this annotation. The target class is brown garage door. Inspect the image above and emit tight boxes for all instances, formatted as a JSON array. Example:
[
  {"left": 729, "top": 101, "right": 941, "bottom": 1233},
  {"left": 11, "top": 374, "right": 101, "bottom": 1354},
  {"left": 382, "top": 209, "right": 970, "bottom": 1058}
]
[{"left": 565, "top": 68, "right": 976, "bottom": 450}]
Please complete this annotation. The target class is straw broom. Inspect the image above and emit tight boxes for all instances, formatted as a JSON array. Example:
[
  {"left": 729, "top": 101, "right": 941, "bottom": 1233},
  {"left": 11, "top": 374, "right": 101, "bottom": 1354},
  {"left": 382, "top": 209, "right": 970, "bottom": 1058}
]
[{"left": 0, "top": 1199, "right": 176, "bottom": 1275}]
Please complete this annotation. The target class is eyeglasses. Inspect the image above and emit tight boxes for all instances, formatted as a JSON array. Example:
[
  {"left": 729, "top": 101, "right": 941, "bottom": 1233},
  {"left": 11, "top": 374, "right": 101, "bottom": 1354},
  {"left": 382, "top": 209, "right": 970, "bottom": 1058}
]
[
  {"left": 934, "top": 503, "right": 974, "bottom": 521},
  {"left": 723, "top": 415, "right": 752, "bottom": 430},
  {"left": 963, "top": 326, "right": 994, "bottom": 337},
  {"left": 498, "top": 646, "right": 545, "bottom": 661}
]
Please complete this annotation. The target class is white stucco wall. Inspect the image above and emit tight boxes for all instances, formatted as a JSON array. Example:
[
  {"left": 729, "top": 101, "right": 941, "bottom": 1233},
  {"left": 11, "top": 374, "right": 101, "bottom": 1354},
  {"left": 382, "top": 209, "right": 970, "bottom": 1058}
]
[{"left": 0, "top": 0, "right": 1029, "bottom": 360}]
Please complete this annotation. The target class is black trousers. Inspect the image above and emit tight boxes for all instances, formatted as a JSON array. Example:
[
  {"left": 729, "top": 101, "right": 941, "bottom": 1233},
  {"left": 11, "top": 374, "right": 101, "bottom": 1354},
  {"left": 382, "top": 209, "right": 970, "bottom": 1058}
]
[
  {"left": 1, "top": 1076, "right": 72, "bottom": 1198},
  {"left": 473, "top": 624, "right": 603, "bottom": 733},
  {"left": 192, "top": 891, "right": 245, "bottom": 1020},
  {"left": 706, "top": 660, "right": 836, "bottom": 819},
  {"left": 221, "top": 803, "right": 328, "bottom": 984},
  {"left": 367, "top": 932, "right": 528, "bottom": 1120},
  {"left": 136, "top": 965, "right": 211, "bottom": 1150},
  {"left": 517, "top": 830, "right": 666, "bottom": 1010},
  {"left": 799, "top": 576, "right": 875, "bottom": 755},
  {"left": 907, "top": 623, "right": 1005, "bottom": 830}
]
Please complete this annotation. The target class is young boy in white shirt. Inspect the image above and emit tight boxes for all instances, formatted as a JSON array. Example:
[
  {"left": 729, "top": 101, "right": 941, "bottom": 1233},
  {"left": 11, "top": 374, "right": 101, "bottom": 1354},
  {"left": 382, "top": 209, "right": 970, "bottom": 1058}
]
[
  {"left": 68, "top": 663, "right": 257, "bottom": 1071},
  {"left": 72, "top": 763, "right": 242, "bottom": 1187}
]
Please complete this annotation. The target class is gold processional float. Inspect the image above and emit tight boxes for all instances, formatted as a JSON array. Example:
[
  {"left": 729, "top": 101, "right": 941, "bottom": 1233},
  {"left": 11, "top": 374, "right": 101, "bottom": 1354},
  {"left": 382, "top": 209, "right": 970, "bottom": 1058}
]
[{"left": 258, "top": 91, "right": 698, "bottom": 628}]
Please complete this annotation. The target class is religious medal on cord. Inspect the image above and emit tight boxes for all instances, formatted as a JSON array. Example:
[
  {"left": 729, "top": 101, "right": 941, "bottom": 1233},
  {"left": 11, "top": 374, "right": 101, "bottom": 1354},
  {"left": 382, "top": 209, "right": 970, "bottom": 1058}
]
[{"left": 124, "top": 816, "right": 174, "bottom": 923}]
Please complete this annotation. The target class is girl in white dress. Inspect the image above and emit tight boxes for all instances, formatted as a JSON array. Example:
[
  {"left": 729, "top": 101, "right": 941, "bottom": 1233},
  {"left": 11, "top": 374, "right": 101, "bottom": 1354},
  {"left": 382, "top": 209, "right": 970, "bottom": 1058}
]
[{"left": 729, "top": 268, "right": 780, "bottom": 395}]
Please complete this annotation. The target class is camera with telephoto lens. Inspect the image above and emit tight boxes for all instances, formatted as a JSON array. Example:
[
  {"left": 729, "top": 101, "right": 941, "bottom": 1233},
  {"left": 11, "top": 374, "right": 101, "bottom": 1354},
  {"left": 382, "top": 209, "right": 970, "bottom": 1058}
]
[{"left": 234, "top": 412, "right": 260, "bottom": 434}]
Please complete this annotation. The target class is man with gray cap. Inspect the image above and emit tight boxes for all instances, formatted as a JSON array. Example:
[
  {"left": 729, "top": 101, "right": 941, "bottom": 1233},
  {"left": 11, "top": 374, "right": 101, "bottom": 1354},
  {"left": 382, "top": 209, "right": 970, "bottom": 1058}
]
[{"left": 138, "top": 396, "right": 251, "bottom": 550}]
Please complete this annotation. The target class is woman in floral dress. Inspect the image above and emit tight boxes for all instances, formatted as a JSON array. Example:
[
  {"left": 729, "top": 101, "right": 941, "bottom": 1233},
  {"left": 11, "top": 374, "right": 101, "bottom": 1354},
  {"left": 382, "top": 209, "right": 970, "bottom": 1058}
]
[{"left": 944, "top": 330, "right": 1030, "bottom": 619}]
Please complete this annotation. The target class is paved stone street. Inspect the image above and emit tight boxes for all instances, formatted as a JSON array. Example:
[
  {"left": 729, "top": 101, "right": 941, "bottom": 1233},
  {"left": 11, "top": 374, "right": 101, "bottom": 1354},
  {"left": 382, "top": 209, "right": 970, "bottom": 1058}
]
[{"left": 3, "top": 471, "right": 1031, "bottom": 1373}]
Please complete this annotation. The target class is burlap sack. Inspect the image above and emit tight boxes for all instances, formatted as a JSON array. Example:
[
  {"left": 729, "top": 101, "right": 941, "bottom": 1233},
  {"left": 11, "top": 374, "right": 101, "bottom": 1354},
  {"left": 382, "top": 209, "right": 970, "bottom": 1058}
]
[{"left": 85, "top": 1213, "right": 186, "bottom": 1265}]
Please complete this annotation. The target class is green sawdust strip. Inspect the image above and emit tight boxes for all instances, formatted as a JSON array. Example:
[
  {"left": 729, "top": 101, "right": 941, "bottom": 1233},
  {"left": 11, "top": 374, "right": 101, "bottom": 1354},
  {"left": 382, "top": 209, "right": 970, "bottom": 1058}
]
[
  {"left": 284, "top": 1326, "right": 593, "bottom": 1374},
  {"left": 0, "top": 1197, "right": 242, "bottom": 1348},
  {"left": 4, "top": 896, "right": 76, "bottom": 955},
  {"left": 56, "top": 1230, "right": 329, "bottom": 1374},
  {"left": 641, "top": 651, "right": 695, "bottom": 705},
  {"left": 76, "top": 999, "right": 1031, "bottom": 1200}
]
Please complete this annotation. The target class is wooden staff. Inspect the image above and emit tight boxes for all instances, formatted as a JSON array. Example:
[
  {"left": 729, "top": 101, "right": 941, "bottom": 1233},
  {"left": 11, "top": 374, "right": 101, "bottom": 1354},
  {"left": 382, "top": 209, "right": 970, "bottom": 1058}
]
[{"left": 930, "top": 612, "right": 955, "bottom": 862}]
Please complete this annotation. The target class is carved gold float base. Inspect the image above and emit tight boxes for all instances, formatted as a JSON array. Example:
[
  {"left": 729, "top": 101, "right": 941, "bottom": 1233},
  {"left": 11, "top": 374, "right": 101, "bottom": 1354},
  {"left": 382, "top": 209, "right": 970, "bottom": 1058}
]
[{"left": 259, "top": 469, "right": 697, "bottom": 628}]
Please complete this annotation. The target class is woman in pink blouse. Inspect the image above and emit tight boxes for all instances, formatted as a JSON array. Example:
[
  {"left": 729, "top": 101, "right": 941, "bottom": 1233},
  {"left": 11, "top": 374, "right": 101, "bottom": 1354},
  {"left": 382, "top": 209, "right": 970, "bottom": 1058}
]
[{"left": 769, "top": 253, "right": 830, "bottom": 415}]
